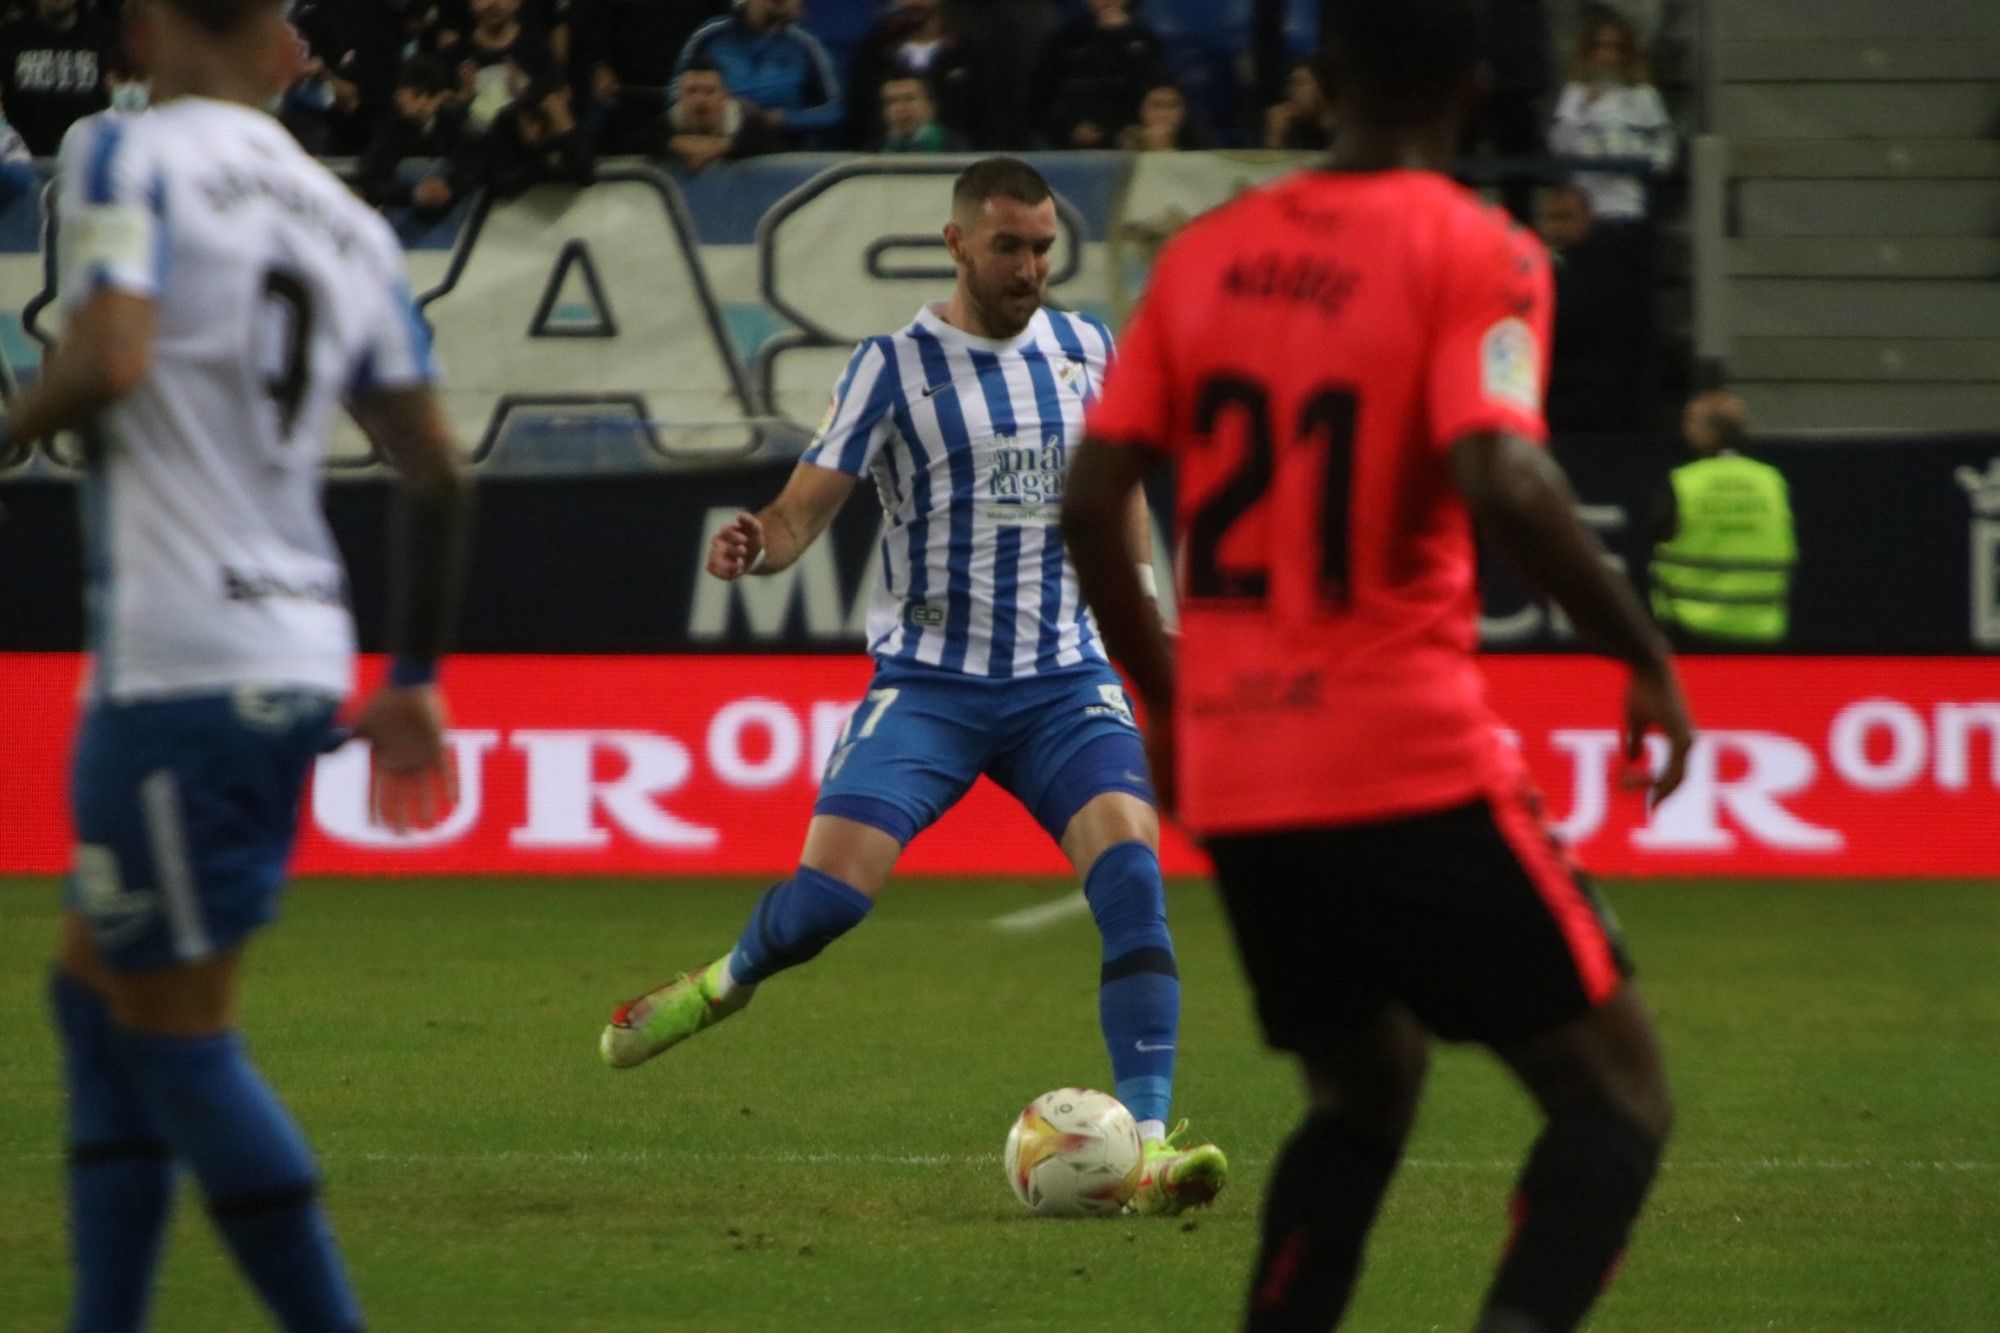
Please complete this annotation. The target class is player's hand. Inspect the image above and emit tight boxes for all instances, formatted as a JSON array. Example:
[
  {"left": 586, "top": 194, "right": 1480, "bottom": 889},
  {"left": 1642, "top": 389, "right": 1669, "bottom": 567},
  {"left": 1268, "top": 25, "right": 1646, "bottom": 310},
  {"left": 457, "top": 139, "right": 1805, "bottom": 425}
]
[
  {"left": 707, "top": 512, "right": 765, "bottom": 580},
  {"left": 354, "top": 684, "right": 458, "bottom": 834},
  {"left": 1621, "top": 662, "right": 1693, "bottom": 807}
]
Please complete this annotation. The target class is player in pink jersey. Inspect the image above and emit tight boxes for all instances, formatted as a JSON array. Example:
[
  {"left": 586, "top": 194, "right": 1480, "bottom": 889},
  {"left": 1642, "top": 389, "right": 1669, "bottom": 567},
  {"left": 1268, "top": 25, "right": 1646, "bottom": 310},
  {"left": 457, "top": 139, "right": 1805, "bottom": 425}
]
[{"left": 1063, "top": 2, "right": 1694, "bottom": 1328}]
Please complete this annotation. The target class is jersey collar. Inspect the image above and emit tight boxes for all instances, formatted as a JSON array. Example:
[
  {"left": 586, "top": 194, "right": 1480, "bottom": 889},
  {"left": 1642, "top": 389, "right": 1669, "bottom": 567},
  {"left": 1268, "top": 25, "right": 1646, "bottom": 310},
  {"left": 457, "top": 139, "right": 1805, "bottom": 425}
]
[{"left": 914, "top": 301, "right": 1048, "bottom": 353}]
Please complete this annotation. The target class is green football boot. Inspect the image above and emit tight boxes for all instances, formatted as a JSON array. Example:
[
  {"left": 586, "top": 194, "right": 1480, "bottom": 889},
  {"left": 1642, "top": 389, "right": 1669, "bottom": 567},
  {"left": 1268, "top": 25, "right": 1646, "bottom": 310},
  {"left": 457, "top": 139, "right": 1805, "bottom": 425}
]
[
  {"left": 1128, "top": 1121, "right": 1229, "bottom": 1216},
  {"left": 600, "top": 959, "right": 748, "bottom": 1070}
]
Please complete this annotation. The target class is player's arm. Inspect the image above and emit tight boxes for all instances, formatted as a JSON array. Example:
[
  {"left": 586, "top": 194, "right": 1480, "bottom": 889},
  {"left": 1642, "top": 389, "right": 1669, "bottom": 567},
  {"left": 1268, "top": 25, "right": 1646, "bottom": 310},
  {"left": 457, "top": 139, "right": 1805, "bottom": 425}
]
[
  {"left": 1452, "top": 432, "right": 1691, "bottom": 802},
  {"left": 706, "top": 462, "right": 856, "bottom": 581},
  {"left": 2, "top": 290, "right": 155, "bottom": 449},
  {"left": 345, "top": 386, "right": 472, "bottom": 830},
  {"left": 1065, "top": 439, "right": 1173, "bottom": 712}
]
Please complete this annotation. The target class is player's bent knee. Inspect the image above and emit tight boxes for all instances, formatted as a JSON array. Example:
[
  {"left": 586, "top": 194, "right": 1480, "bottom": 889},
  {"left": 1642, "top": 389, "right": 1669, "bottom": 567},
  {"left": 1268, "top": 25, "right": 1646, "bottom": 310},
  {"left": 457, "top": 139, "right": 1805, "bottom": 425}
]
[
  {"left": 799, "top": 814, "right": 903, "bottom": 898},
  {"left": 1062, "top": 793, "right": 1160, "bottom": 874}
]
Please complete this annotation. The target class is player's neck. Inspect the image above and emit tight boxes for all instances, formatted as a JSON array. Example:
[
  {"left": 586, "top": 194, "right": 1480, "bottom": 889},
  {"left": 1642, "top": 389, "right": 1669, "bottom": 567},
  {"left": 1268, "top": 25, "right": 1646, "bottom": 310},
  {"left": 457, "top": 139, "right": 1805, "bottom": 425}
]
[
  {"left": 150, "top": 67, "right": 273, "bottom": 108},
  {"left": 940, "top": 291, "right": 1019, "bottom": 343},
  {"left": 1326, "top": 123, "right": 1459, "bottom": 175}
]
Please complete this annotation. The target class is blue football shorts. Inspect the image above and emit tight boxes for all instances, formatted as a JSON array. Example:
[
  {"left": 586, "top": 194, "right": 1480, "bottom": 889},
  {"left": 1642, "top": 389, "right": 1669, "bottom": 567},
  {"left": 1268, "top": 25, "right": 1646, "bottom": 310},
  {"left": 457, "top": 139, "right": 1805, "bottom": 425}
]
[
  {"left": 65, "top": 687, "right": 339, "bottom": 972},
  {"left": 814, "top": 658, "right": 1156, "bottom": 847}
]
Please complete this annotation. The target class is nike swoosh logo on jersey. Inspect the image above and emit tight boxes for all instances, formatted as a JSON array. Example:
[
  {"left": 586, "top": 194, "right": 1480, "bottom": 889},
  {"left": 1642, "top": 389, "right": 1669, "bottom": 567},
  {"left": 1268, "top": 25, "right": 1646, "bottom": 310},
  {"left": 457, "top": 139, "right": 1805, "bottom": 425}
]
[
  {"left": 921, "top": 379, "right": 952, "bottom": 398},
  {"left": 1135, "top": 1041, "right": 1175, "bottom": 1053}
]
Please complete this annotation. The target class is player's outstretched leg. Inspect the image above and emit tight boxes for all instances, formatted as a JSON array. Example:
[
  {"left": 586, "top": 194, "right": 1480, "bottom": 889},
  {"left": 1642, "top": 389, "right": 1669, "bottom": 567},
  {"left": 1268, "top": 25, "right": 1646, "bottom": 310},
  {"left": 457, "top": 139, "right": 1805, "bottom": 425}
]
[
  {"left": 1245, "top": 1009, "right": 1427, "bottom": 1331},
  {"left": 1476, "top": 986, "right": 1672, "bottom": 1333},
  {"left": 602, "top": 818, "right": 898, "bottom": 1069},
  {"left": 50, "top": 967, "right": 176, "bottom": 1331},
  {"left": 1070, "top": 815, "right": 1226, "bottom": 1215}
]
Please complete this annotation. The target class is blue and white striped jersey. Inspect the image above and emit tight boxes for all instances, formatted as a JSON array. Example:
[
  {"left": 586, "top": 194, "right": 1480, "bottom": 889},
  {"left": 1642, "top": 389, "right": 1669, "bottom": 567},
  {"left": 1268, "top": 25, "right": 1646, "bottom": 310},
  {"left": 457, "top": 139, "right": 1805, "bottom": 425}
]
[{"left": 801, "top": 303, "right": 1116, "bottom": 678}]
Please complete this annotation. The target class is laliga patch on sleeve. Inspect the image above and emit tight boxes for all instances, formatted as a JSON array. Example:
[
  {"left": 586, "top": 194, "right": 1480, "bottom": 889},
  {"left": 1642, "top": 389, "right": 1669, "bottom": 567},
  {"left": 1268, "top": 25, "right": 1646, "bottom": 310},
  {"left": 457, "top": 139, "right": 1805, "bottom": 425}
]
[
  {"left": 1480, "top": 317, "right": 1541, "bottom": 412},
  {"left": 59, "top": 204, "right": 157, "bottom": 293}
]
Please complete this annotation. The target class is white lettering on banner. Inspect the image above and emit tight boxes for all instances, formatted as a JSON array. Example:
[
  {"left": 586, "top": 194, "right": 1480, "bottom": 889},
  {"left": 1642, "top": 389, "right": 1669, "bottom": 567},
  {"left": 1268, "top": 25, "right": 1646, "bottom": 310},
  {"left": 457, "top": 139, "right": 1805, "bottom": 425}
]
[
  {"left": 689, "top": 508, "right": 878, "bottom": 641},
  {"left": 1828, "top": 700, "right": 1929, "bottom": 792},
  {"left": 509, "top": 731, "right": 718, "bottom": 850},
  {"left": 312, "top": 732, "right": 501, "bottom": 848},
  {"left": 1934, "top": 703, "right": 2000, "bottom": 790},
  {"left": 1547, "top": 729, "right": 1622, "bottom": 845},
  {"left": 1631, "top": 731, "right": 1844, "bottom": 853},
  {"left": 708, "top": 700, "right": 803, "bottom": 789}
]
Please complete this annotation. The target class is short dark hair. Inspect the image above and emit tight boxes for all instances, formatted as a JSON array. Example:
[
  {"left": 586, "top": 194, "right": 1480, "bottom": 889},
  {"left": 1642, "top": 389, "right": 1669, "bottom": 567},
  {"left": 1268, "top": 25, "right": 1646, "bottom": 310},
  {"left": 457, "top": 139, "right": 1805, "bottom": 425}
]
[
  {"left": 952, "top": 157, "right": 1051, "bottom": 217},
  {"left": 154, "top": 0, "right": 284, "bottom": 38},
  {"left": 1317, "top": 0, "right": 1486, "bottom": 127},
  {"left": 680, "top": 56, "right": 726, "bottom": 85},
  {"left": 397, "top": 53, "right": 452, "bottom": 95}
]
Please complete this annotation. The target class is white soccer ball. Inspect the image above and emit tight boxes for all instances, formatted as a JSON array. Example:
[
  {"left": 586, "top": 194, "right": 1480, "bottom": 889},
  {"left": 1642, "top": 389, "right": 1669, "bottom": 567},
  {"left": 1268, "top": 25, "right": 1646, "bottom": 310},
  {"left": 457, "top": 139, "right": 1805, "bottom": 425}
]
[{"left": 1003, "top": 1088, "right": 1144, "bottom": 1217}]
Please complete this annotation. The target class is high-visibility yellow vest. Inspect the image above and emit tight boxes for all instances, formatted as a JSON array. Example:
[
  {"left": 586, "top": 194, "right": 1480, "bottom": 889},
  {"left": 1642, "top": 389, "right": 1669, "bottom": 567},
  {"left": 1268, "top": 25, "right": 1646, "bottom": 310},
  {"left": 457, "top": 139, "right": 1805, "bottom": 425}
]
[{"left": 1650, "top": 453, "right": 1797, "bottom": 644}]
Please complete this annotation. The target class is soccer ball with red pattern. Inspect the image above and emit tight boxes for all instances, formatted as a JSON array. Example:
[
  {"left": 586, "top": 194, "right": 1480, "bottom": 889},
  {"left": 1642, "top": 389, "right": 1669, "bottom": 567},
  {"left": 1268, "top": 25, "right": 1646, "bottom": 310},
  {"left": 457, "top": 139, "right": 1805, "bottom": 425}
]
[{"left": 1003, "top": 1088, "right": 1144, "bottom": 1217}]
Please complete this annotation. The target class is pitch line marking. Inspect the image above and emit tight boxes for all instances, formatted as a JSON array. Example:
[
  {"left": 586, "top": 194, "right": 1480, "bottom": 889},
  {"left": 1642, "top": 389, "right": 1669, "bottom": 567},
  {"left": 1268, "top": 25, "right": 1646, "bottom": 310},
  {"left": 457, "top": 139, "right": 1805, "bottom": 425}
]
[{"left": 989, "top": 892, "right": 1092, "bottom": 933}]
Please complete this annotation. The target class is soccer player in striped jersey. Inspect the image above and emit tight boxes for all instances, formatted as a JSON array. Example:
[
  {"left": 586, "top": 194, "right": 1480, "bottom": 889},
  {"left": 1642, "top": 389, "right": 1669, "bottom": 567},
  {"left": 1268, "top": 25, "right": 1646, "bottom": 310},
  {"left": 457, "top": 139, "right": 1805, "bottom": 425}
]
[
  {"left": 601, "top": 156, "right": 1225, "bottom": 1216},
  {"left": 22, "top": 0, "right": 469, "bottom": 1326}
]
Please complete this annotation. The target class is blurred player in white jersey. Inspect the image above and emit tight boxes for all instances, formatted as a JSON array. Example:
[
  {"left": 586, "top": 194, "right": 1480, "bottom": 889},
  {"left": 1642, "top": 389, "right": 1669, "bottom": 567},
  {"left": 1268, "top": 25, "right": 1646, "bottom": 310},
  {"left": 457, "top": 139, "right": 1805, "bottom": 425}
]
[
  {"left": 600, "top": 158, "right": 1226, "bottom": 1216},
  {"left": 13, "top": 0, "right": 471, "bottom": 1326}
]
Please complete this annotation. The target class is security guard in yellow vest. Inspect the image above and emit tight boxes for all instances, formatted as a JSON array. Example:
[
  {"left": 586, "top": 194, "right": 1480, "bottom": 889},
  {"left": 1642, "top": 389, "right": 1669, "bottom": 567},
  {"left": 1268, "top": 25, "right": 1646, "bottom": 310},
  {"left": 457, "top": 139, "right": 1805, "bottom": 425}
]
[{"left": 1651, "top": 393, "right": 1797, "bottom": 645}]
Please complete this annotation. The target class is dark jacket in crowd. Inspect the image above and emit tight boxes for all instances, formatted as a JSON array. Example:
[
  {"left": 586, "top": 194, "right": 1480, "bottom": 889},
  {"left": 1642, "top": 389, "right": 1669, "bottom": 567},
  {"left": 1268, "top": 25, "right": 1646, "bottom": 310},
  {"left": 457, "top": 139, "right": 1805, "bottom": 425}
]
[
  {"left": 472, "top": 98, "right": 595, "bottom": 199},
  {"left": 1547, "top": 231, "right": 1654, "bottom": 433},
  {"left": 845, "top": 14, "right": 975, "bottom": 154},
  {"left": 295, "top": 0, "right": 422, "bottom": 153},
  {"left": 1027, "top": 16, "right": 1162, "bottom": 148},
  {"left": 0, "top": 7, "right": 106, "bottom": 155},
  {"left": 574, "top": 0, "right": 727, "bottom": 90},
  {"left": 355, "top": 105, "right": 478, "bottom": 210}
]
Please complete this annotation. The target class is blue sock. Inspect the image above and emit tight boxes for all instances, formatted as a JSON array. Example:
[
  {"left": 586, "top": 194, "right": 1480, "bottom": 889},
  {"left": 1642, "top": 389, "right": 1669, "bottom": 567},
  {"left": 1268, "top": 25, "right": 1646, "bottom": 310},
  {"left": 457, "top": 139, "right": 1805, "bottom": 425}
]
[
  {"left": 1084, "top": 841, "right": 1179, "bottom": 1125},
  {"left": 50, "top": 971, "right": 175, "bottom": 1333},
  {"left": 115, "top": 1028, "right": 363, "bottom": 1333},
  {"left": 729, "top": 866, "right": 875, "bottom": 986}
]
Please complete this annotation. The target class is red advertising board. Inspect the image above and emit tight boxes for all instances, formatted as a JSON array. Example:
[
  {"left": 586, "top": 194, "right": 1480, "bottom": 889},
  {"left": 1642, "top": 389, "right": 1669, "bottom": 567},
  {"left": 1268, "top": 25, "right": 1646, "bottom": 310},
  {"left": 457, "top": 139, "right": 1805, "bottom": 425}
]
[{"left": 2, "top": 653, "right": 1996, "bottom": 878}]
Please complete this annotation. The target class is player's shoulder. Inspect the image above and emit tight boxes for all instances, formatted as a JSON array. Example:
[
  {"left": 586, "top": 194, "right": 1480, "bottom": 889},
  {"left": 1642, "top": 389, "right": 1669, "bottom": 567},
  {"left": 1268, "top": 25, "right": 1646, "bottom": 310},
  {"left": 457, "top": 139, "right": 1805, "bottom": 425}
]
[
  {"left": 55, "top": 110, "right": 153, "bottom": 191},
  {"left": 1038, "top": 306, "right": 1114, "bottom": 360}
]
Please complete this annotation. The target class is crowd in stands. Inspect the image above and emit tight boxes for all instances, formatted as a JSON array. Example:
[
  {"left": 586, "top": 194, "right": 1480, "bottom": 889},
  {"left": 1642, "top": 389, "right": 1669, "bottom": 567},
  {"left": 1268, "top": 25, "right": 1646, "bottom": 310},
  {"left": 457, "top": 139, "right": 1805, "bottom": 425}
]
[{"left": 0, "top": 0, "right": 1686, "bottom": 430}]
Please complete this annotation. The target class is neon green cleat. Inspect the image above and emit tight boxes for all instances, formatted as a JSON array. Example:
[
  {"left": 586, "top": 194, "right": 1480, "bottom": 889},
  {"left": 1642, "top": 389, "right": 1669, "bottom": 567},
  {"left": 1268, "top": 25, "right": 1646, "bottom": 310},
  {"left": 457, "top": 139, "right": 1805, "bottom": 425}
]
[
  {"left": 1127, "top": 1121, "right": 1229, "bottom": 1216},
  {"left": 599, "top": 960, "right": 748, "bottom": 1070}
]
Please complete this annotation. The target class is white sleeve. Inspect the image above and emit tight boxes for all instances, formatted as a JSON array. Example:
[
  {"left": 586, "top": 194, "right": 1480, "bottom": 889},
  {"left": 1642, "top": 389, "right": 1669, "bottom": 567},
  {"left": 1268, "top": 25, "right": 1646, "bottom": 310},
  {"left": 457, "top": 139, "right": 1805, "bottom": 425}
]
[
  {"left": 349, "top": 228, "right": 439, "bottom": 395},
  {"left": 799, "top": 338, "right": 897, "bottom": 476},
  {"left": 55, "top": 116, "right": 163, "bottom": 313}
]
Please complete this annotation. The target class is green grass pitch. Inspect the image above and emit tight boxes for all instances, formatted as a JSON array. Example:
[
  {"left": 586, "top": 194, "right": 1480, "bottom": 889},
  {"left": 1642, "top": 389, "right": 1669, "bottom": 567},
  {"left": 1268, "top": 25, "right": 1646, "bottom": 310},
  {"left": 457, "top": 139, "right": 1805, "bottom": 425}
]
[{"left": 2, "top": 876, "right": 1997, "bottom": 1331}]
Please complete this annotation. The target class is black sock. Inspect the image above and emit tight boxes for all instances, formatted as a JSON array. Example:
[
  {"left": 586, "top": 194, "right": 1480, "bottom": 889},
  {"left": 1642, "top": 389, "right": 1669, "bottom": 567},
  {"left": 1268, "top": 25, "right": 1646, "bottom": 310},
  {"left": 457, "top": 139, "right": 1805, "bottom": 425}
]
[
  {"left": 1482, "top": 1108, "right": 1663, "bottom": 1333},
  {"left": 1245, "top": 1113, "right": 1402, "bottom": 1332}
]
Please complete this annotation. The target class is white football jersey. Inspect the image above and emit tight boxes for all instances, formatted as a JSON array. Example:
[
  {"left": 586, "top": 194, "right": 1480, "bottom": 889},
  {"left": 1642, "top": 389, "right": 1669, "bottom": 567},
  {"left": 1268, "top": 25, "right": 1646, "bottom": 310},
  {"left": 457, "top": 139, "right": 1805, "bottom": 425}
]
[{"left": 55, "top": 99, "right": 436, "bottom": 703}]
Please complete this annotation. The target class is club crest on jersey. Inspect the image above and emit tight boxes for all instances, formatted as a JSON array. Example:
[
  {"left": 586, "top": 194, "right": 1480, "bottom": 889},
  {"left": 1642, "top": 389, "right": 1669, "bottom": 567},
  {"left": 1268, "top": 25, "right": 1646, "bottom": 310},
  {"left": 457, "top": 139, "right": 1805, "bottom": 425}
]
[
  {"left": 1056, "top": 359, "right": 1087, "bottom": 395},
  {"left": 1481, "top": 317, "right": 1541, "bottom": 412}
]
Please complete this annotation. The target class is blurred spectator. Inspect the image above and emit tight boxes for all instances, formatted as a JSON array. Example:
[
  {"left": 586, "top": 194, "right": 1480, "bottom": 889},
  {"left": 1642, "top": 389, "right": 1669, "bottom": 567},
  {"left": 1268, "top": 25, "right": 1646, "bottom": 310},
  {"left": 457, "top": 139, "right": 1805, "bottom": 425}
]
[
  {"left": 0, "top": 95, "right": 33, "bottom": 208},
  {"left": 945, "top": 0, "right": 1054, "bottom": 149},
  {"left": 104, "top": 49, "right": 147, "bottom": 113},
  {"left": 1549, "top": 9, "right": 1676, "bottom": 225},
  {"left": 470, "top": 78, "right": 595, "bottom": 198},
  {"left": 1536, "top": 183, "right": 1652, "bottom": 433},
  {"left": 441, "top": 0, "right": 558, "bottom": 131},
  {"left": 673, "top": 0, "right": 842, "bottom": 146},
  {"left": 294, "top": 0, "right": 440, "bottom": 154},
  {"left": 1650, "top": 392, "right": 1797, "bottom": 647},
  {"left": 651, "top": 57, "right": 783, "bottom": 172},
  {"left": 877, "top": 71, "right": 959, "bottom": 152},
  {"left": 356, "top": 55, "right": 476, "bottom": 215},
  {"left": 432, "top": 0, "right": 570, "bottom": 60},
  {"left": 574, "top": 0, "right": 727, "bottom": 144},
  {"left": 848, "top": 0, "right": 973, "bottom": 152},
  {"left": 1476, "top": 0, "right": 1553, "bottom": 222},
  {"left": 1028, "top": 0, "right": 1162, "bottom": 149},
  {"left": 0, "top": 0, "right": 107, "bottom": 155},
  {"left": 278, "top": 23, "right": 346, "bottom": 152},
  {"left": 1264, "top": 58, "right": 1327, "bottom": 150},
  {"left": 1119, "top": 81, "right": 1203, "bottom": 152}
]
